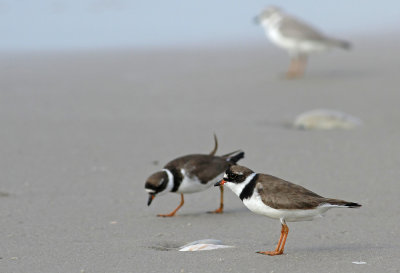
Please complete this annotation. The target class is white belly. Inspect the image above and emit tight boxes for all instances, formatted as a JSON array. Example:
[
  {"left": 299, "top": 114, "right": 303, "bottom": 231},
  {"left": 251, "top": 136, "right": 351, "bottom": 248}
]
[
  {"left": 176, "top": 170, "right": 223, "bottom": 194},
  {"left": 267, "top": 27, "right": 328, "bottom": 55},
  {"left": 243, "top": 191, "right": 332, "bottom": 222}
]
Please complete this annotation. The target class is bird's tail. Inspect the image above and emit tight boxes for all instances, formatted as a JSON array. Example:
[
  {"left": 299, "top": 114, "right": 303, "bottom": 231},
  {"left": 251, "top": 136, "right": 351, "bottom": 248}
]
[
  {"left": 209, "top": 134, "right": 218, "bottom": 156},
  {"left": 221, "top": 150, "right": 245, "bottom": 164},
  {"left": 323, "top": 198, "right": 361, "bottom": 208},
  {"left": 328, "top": 38, "right": 351, "bottom": 50}
]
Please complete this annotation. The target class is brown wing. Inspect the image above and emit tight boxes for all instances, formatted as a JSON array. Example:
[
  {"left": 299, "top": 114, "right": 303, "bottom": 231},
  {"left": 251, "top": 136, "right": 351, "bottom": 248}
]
[
  {"left": 165, "top": 154, "right": 231, "bottom": 184},
  {"left": 279, "top": 16, "right": 327, "bottom": 42},
  {"left": 257, "top": 174, "right": 325, "bottom": 209}
]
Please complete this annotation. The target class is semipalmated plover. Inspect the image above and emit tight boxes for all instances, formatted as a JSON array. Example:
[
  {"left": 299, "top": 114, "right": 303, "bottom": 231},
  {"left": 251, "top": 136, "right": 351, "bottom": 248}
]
[
  {"left": 215, "top": 165, "right": 361, "bottom": 255},
  {"left": 255, "top": 6, "right": 351, "bottom": 78},
  {"left": 145, "top": 135, "right": 244, "bottom": 217}
]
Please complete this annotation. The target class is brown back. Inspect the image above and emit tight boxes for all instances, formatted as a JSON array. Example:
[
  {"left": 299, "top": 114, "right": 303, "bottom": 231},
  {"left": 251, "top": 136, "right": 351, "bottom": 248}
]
[
  {"left": 257, "top": 174, "right": 325, "bottom": 209},
  {"left": 165, "top": 154, "right": 232, "bottom": 184}
]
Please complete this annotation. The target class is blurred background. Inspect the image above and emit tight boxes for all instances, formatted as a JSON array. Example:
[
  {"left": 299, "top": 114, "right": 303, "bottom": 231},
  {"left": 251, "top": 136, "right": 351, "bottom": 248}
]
[
  {"left": 2, "top": 1, "right": 400, "bottom": 273},
  {"left": 1, "top": 0, "right": 399, "bottom": 52}
]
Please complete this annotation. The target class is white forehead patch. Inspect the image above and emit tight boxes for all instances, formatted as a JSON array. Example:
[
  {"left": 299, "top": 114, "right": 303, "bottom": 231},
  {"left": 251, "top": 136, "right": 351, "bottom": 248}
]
[{"left": 145, "top": 189, "right": 155, "bottom": 193}]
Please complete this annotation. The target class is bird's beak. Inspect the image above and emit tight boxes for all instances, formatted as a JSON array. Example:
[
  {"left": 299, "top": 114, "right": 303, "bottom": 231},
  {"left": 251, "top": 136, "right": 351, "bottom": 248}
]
[
  {"left": 214, "top": 179, "right": 226, "bottom": 187},
  {"left": 147, "top": 193, "right": 155, "bottom": 206},
  {"left": 253, "top": 16, "right": 260, "bottom": 25}
]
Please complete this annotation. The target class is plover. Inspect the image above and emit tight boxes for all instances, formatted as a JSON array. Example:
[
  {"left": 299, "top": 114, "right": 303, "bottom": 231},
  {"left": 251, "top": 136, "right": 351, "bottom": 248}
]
[
  {"left": 255, "top": 6, "right": 351, "bottom": 78},
  {"left": 145, "top": 135, "right": 244, "bottom": 217},
  {"left": 215, "top": 165, "right": 361, "bottom": 255}
]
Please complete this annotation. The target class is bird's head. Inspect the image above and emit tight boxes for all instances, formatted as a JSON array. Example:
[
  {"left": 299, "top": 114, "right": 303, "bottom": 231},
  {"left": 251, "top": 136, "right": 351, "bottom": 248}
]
[
  {"left": 254, "top": 6, "right": 283, "bottom": 26},
  {"left": 215, "top": 165, "right": 254, "bottom": 186},
  {"left": 145, "top": 170, "right": 170, "bottom": 206}
]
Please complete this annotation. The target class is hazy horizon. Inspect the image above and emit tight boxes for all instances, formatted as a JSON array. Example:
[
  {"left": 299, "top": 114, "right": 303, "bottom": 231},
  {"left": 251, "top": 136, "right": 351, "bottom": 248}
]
[{"left": 1, "top": 0, "right": 400, "bottom": 51}]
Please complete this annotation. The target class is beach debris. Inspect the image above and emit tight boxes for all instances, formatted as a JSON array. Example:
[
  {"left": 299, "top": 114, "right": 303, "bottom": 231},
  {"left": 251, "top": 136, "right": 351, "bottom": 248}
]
[
  {"left": 179, "top": 239, "right": 234, "bottom": 252},
  {"left": 352, "top": 261, "right": 367, "bottom": 265},
  {"left": 294, "top": 109, "right": 362, "bottom": 130}
]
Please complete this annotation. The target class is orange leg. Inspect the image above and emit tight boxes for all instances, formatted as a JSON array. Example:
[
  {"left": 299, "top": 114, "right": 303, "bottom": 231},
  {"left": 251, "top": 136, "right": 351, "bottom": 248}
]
[
  {"left": 257, "top": 224, "right": 289, "bottom": 256},
  {"left": 157, "top": 193, "right": 184, "bottom": 217},
  {"left": 278, "top": 224, "right": 289, "bottom": 253},
  {"left": 209, "top": 185, "right": 224, "bottom": 214},
  {"left": 286, "top": 55, "right": 307, "bottom": 79},
  {"left": 286, "top": 58, "right": 299, "bottom": 79},
  {"left": 297, "top": 55, "right": 308, "bottom": 77}
]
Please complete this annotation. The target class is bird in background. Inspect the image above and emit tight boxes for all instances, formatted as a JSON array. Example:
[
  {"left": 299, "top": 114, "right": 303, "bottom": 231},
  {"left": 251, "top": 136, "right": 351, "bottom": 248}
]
[
  {"left": 254, "top": 6, "right": 351, "bottom": 78},
  {"left": 145, "top": 135, "right": 244, "bottom": 217},
  {"left": 215, "top": 165, "right": 361, "bottom": 255}
]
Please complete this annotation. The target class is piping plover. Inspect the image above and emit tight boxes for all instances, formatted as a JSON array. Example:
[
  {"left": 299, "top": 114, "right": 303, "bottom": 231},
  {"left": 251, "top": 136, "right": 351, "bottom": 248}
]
[
  {"left": 255, "top": 6, "right": 351, "bottom": 78},
  {"left": 215, "top": 165, "right": 361, "bottom": 255},
  {"left": 145, "top": 135, "right": 244, "bottom": 217}
]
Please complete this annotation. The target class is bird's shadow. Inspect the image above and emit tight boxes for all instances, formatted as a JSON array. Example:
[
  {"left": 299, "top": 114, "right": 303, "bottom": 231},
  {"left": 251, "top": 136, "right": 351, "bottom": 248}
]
[
  {"left": 172, "top": 207, "right": 249, "bottom": 218},
  {"left": 276, "top": 68, "right": 378, "bottom": 81},
  {"left": 254, "top": 119, "right": 301, "bottom": 131},
  {"left": 292, "top": 243, "right": 395, "bottom": 254}
]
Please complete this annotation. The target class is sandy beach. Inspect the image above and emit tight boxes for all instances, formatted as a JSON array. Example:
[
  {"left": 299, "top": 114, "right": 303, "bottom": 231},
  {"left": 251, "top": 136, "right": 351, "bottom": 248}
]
[{"left": 1, "top": 34, "right": 400, "bottom": 272}]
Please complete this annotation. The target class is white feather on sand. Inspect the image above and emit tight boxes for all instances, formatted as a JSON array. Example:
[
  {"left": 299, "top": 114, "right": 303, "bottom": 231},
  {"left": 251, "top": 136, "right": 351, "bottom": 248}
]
[{"left": 179, "top": 239, "right": 234, "bottom": 252}]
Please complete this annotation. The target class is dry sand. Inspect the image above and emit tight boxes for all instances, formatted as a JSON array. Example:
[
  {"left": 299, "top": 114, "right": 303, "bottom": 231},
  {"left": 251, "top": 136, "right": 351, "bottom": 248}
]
[{"left": 1, "top": 35, "right": 400, "bottom": 272}]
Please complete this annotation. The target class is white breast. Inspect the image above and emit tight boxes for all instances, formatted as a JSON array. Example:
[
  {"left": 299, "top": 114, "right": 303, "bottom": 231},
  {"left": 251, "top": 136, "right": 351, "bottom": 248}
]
[
  {"left": 176, "top": 169, "right": 223, "bottom": 194},
  {"left": 243, "top": 190, "right": 333, "bottom": 222},
  {"left": 268, "top": 26, "right": 297, "bottom": 52}
]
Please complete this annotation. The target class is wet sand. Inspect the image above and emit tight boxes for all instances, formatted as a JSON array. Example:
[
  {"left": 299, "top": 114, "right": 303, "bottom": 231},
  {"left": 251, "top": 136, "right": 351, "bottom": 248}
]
[{"left": 1, "top": 35, "right": 400, "bottom": 272}]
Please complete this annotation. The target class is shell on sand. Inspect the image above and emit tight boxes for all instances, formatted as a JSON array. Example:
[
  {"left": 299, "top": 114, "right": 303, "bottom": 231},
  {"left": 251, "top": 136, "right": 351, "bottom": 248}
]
[
  {"left": 294, "top": 109, "right": 362, "bottom": 130},
  {"left": 179, "top": 239, "right": 234, "bottom": 252}
]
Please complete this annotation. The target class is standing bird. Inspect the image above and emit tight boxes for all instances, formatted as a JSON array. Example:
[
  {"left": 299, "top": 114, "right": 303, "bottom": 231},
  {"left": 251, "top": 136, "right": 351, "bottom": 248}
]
[
  {"left": 145, "top": 135, "right": 244, "bottom": 217},
  {"left": 255, "top": 6, "right": 351, "bottom": 78},
  {"left": 215, "top": 165, "right": 361, "bottom": 255}
]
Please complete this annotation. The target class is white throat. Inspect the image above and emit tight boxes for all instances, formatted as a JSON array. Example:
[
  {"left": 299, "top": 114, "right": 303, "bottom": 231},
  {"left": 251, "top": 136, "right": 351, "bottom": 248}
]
[
  {"left": 225, "top": 173, "right": 257, "bottom": 197},
  {"left": 159, "top": 168, "right": 174, "bottom": 195}
]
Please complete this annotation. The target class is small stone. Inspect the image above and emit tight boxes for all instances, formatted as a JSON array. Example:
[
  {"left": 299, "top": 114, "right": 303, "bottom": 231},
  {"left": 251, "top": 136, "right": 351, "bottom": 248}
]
[
  {"left": 0, "top": 192, "right": 9, "bottom": 197},
  {"left": 294, "top": 109, "right": 362, "bottom": 130}
]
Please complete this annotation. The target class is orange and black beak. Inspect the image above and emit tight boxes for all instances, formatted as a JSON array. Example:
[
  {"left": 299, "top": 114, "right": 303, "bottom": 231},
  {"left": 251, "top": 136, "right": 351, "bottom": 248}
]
[
  {"left": 147, "top": 193, "right": 155, "bottom": 206},
  {"left": 214, "top": 179, "right": 226, "bottom": 187}
]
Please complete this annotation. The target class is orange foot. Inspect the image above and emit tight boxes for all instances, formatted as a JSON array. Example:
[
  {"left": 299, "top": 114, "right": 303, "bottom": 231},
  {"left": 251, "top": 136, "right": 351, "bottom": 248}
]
[
  {"left": 157, "top": 213, "right": 176, "bottom": 217},
  {"left": 286, "top": 72, "right": 301, "bottom": 79},
  {"left": 256, "top": 250, "right": 284, "bottom": 256},
  {"left": 207, "top": 207, "right": 223, "bottom": 214}
]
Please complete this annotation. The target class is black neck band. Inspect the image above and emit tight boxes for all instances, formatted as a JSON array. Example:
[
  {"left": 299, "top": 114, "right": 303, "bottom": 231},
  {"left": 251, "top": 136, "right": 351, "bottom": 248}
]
[{"left": 240, "top": 174, "right": 259, "bottom": 201}]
